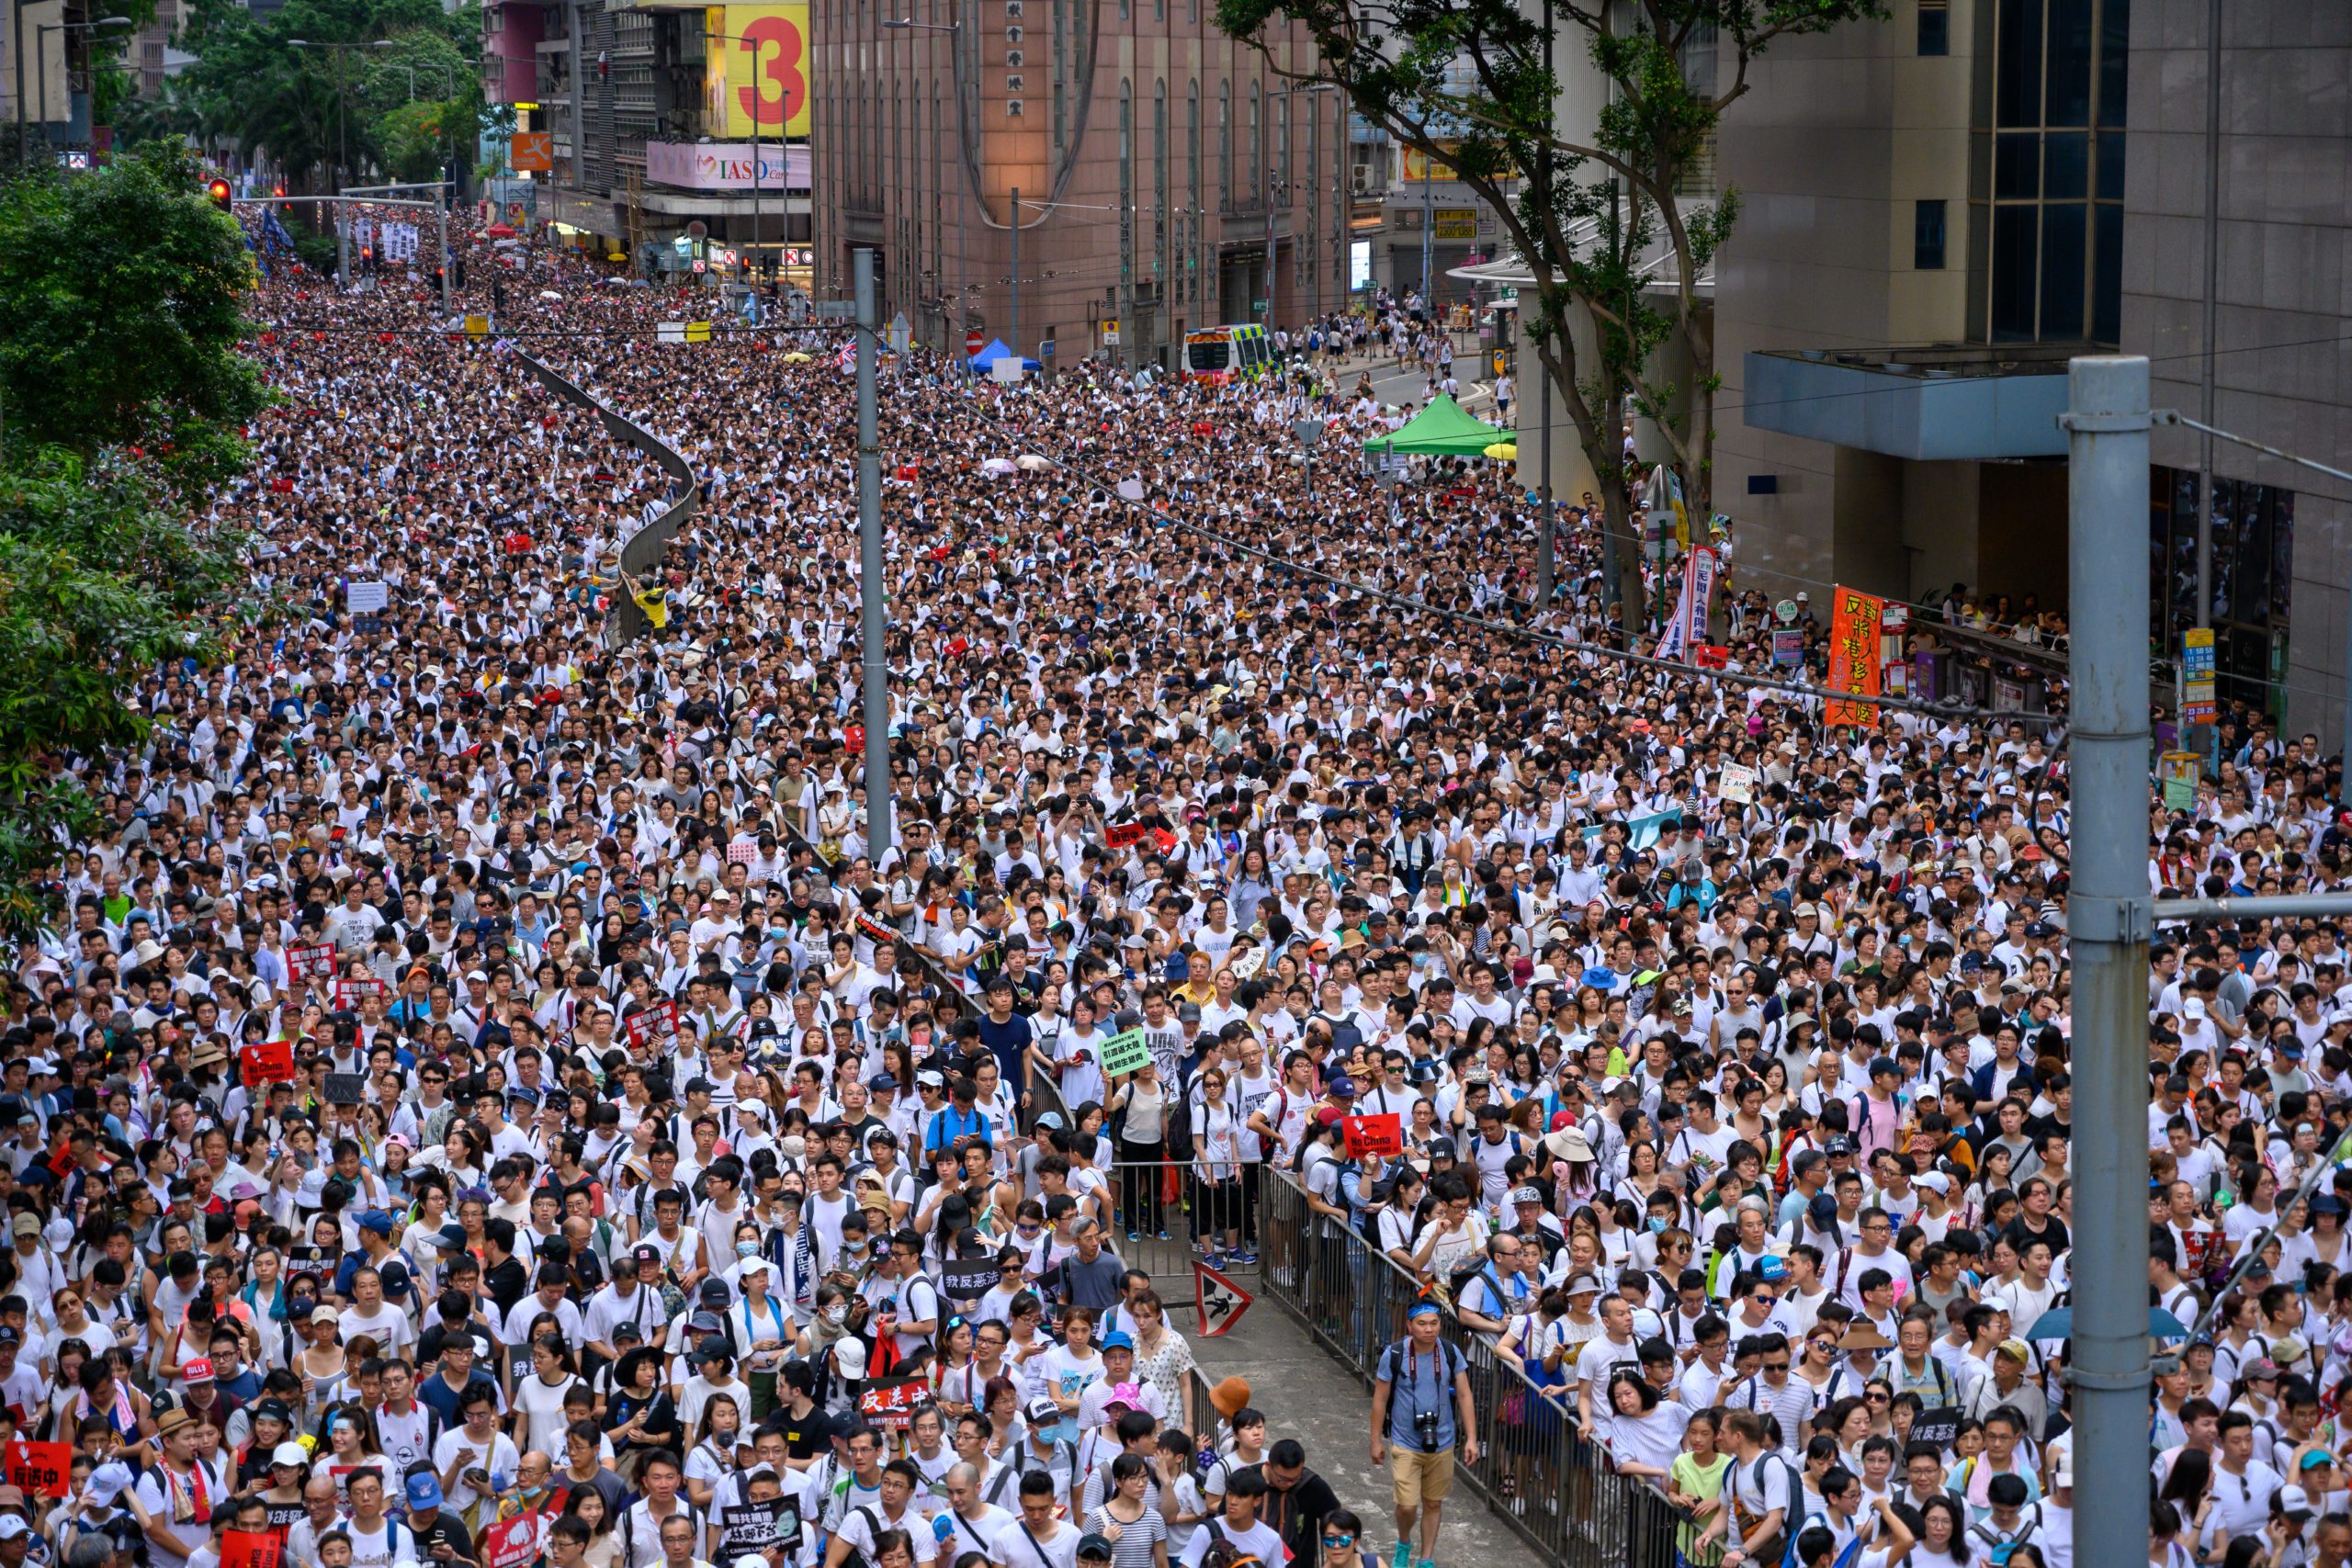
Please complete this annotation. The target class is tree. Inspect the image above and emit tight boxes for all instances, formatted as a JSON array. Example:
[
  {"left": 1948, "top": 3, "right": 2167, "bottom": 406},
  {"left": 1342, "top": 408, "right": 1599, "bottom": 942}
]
[
  {"left": 0, "top": 145, "right": 256, "bottom": 938},
  {"left": 0, "top": 142, "right": 267, "bottom": 494},
  {"left": 1215, "top": 0, "right": 1888, "bottom": 628},
  {"left": 161, "top": 0, "right": 485, "bottom": 195}
]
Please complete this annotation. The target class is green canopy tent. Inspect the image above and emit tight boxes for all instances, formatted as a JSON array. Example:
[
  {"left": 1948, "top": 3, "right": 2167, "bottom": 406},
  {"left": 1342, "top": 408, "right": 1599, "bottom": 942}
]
[{"left": 1359, "top": 393, "right": 1506, "bottom": 457}]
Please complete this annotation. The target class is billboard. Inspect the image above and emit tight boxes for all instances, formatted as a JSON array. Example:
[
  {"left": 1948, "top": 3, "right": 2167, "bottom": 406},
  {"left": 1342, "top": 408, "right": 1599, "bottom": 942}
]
[
  {"left": 707, "top": 5, "right": 811, "bottom": 140},
  {"left": 645, "top": 140, "right": 808, "bottom": 189}
]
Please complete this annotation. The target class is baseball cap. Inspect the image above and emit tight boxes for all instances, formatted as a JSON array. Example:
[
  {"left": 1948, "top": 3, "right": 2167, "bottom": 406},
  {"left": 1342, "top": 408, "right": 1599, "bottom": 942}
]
[
  {"left": 271, "top": 1442, "right": 310, "bottom": 1469},
  {"left": 1509, "top": 1186, "right": 1546, "bottom": 1206},
  {"left": 1025, "top": 1397, "right": 1061, "bottom": 1426},
  {"left": 407, "top": 1472, "right": 445, "bottom": 1509},
  {"left": 1078, "top": 1537, "right": 1115, "bottom": 1562}
]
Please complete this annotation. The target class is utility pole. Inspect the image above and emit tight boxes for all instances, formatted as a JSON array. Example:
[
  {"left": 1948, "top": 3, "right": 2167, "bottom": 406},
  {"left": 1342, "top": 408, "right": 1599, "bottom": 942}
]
[
  {"left": 854, "top": 246, "right": 894, "bottom": 859},
  {"left": 1010, "top": 186, "right": 1021, "bottom": 378},
  {"left": 1536, "top": 0, "right": 1555, "bottom": 612},
  {"left": 1419, "top": 155, "right": 1431, "bottom": 302},
  {"left": 2195, "top": 0, "right": 2221, "bottom": 638},
  {"left": 2060, "top": 353, "right": 2152, "bottom": 1568}
]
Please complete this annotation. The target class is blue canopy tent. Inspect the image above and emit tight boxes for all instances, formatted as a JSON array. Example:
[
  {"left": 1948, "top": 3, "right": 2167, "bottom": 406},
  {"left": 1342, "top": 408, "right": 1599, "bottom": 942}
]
[{"left": 966, "top": 338, "right": 1042, "bottom": 374}]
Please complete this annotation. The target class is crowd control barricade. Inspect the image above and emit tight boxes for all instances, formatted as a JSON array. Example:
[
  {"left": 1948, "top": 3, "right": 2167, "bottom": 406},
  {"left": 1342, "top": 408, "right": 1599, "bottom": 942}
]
[{"left": 1255, "top": 1173, "right": 1694, "bottom": 1568}]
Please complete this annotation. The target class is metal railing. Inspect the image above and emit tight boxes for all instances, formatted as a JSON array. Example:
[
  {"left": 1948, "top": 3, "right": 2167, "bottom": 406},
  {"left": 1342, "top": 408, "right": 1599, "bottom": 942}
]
[
  {"left": 1256, "top": 1172, "right": 1698, "bottom": 1568},
  {"left": 512, "top": 349, "right": 699, "bottom": 648}
]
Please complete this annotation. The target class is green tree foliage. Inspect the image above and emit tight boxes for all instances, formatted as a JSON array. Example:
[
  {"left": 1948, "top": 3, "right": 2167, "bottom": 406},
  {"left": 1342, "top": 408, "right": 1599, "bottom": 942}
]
[
  {"left": 0, "top": 146, "right": 256, "bottom": 938},
  {"left": 1216, "top": 0, "right": 1888, "bottom": 619},
  {"left": 0, "top": 142, "right": 266, "bottom": 495},
  {"left": 133, "top": 0, "right": 482, "bottom": 193}
]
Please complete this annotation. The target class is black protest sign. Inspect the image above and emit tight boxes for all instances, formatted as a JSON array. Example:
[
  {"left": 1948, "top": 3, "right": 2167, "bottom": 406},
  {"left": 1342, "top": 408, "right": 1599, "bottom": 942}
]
[
  {"left": 940, "top": 1258, "right": 1001, "bottom": 1299},
  {"left": 1909, "top": 1407, "right": 1962, "bottom": 1450},
  {"left": 718, "top": 1499, "right": 801, "bottom": 1556}
]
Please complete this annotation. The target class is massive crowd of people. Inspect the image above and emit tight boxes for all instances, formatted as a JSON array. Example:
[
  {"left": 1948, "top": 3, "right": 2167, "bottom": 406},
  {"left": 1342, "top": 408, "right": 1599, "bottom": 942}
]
[{"left": 2, "top": 215, "right": 2335, "bottom": 1568}]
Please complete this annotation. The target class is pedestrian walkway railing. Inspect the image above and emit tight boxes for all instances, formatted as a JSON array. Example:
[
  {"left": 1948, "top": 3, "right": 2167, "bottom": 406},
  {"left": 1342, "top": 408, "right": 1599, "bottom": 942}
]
[
  {"left": 1257, "top": 1173, "right": 1698, "bottom": 1568},
  {"left": 513, "top": 349, "right": 699, "bottom": 648}
]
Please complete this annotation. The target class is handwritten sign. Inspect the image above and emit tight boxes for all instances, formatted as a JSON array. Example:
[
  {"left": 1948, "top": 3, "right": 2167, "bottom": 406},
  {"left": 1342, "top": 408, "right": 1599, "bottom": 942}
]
[
  {"left": 482, "top": 1513, "right": 541, "bottom": 1568},
  {"left": 1826, "top": 585, "right": 1886, "bottom": 728},
  {"left": 1103, "top": 822, "right": 1150, "bottom": 850},
  {"left": 1342, "top": 1113, "right": 1403, "bottom": 1158},
  {"left": 286, "top": 944, "right": 336, "bottom": 983},
  {"left": 1716, "top": 763, "right": 1757, "bottom": 805},
  {"left": 322, "top": 1073, "right": 368, "bottom": 1107},
  {"left": 5, "top": 1439, "right": 71, "bottom": 1497},
  {"left": 345, "top": 581, "right": 390, "bottom": 615},
  {"left": 624, "top": 1000, "right": 680, "bottom": 1049},
  {"left": 220, "top": 1530, "right": 284, "bottom": 1568},
  {"left": 240, "top": 1039, "right": 297, "bottom": 1086},
  {"left": 1097, "top": 1029, "right": 1151, "bottom": 1077}
]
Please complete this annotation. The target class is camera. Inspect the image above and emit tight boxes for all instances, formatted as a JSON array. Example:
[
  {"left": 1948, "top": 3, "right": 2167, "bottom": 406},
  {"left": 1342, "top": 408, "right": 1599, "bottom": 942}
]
[{"left": 1413, "top": 1410, "right": 1442, "bottom": 1451}]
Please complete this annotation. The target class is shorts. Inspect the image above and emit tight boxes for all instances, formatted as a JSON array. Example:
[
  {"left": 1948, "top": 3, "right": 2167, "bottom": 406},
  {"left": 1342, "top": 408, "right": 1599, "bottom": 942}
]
[{"left": 1389, "top": 1445, "right": 1456, "bottom": 1509}]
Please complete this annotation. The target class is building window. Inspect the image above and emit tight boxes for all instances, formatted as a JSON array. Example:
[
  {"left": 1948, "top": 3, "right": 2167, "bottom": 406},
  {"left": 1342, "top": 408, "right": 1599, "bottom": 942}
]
[
  {"left": 1119, "top": 81, "right": 1134, "bottom": 286},
  {"left": 2151, "top": 466, "right": 2295, "bottom": 719},
  {"left": 1918, "top": 0, "right": 1949, "bottom": 54},
  {"left": 1218, "top": 81, "right": 1230, "bottom": 209},
  {"left": 1984, "top": 0, "right": 2127, "bottom": 344},
  {"left": 1914, "top": 198, "right": 1947, "bottom": 269}
]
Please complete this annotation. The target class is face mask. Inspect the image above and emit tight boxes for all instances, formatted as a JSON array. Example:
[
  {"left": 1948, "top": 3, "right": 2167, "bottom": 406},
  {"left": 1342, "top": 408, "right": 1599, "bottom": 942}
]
[
  {"left": 1647, "top": 1216, "right": 1668, "bottom": 1234},
  {"left": 823, "top": 1305, "right": 848, "bottom": 1326},
  {"left": 736, "top": 1240, "right": 758, "bottom": 1259}
]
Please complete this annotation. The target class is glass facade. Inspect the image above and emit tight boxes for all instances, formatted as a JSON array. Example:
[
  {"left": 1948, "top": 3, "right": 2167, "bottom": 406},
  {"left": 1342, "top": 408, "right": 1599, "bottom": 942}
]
[
  {"left": 2151, "top": 466, "right": 2297, "bottom": 719},
  {"left": 1985, "top": 0, "right": 2126, "bottom": 344}
]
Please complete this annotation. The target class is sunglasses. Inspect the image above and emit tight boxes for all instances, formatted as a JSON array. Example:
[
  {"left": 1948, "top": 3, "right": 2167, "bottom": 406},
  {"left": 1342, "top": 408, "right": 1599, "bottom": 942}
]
[
  {"left": 1763, "top": 1360, "right": 1791, "bottom": 1371},
  {"left": 1324, "top": 1538, "right": 1356, "bottom": 1550}
]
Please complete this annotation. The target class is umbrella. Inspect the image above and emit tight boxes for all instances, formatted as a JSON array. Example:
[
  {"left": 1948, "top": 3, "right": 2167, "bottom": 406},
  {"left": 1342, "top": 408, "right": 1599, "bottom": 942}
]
[
  {"left": 538, "top": 289, "right": 561, "bottom": 300},
  {"left": 1484, "top": 442, "right": 1518, "bottom": 461},
  {"left": 2020, "top": 1305, "right": 2188, "bottom": 1342},
  {"left": 1015, "top": 454, "right": 1053, "bottom": 471},
  {"left": 485, "top": 222, "right": 517, "bottom": 238},
  {"left": 781, "top": 352, "right": 812, "bottom": 364},
  {"left": 979, "top": 457, "right": 1018, "bottom": 477}
]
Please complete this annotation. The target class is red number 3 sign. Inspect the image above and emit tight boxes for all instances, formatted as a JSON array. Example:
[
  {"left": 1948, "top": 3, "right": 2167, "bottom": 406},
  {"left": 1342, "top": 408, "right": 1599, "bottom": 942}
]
[{"left": 729, "top": 6, "right": 808, "bottom": 136}]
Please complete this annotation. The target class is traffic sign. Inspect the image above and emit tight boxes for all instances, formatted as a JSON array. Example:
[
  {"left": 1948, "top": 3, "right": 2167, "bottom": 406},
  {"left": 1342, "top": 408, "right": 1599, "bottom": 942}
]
[
  {"left": 1195, "top": 1261, "right": 1252, "bottom": 1337},
  {"left": 965, "top": 328, "right": 985, "bottom": 355},
  {"left": 1038, "top": 338, "right": 1056, "bottom": 358}
]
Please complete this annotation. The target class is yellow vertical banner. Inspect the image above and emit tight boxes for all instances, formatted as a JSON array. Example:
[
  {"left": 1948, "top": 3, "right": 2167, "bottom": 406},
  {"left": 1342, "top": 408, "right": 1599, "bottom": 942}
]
[
  {"left": 708, "top": 3, "right": 812, "bottom": 140},
  {"left": 1825, "top": 586, "right": 1887, "bottom": 728}
]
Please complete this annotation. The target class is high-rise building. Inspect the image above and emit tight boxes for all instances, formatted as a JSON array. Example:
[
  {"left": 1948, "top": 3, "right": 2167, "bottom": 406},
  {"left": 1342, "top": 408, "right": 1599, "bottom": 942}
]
[
  {"left": 1710, "top": 0, "right": 2351, "bottom": 735},
  {"left": 808, "top": 2, "right": 1355, "bottom": 369},
  {"left": 482, "top": 0, "right": 817, "bottom": 287}
]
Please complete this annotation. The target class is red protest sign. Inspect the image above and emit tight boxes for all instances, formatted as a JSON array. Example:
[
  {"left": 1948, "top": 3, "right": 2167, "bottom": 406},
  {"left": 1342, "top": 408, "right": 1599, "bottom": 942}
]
[
  {"left": 241, "top": 1040, "right": 296, "bottom": 1087},
  {"left": 856, "top": 1375, "right": 928, "bottom": 1430},
  {"left": 331, "top": 977, "right": 386, "bottom": 1010},
  {"left": 1104, "top": 822, "right": 1149, "bottom": 850},
  {"left": 221, "top": 1532, "right": 283, "bottom": 1568},
  {"left": 482, "top": 1514, "right": 540, "bottom": 1568},
  {"left": 44, "top": 1136, "right": 73, "bottom": 1181},
  {"left": 1342, "top": 1113, "right": 1404, "bottom": 1158},
  {"left": 624, "top": 1000, "right": 679, "bottom": 1049},
  {"left": 5, "top": 1439, "right": 71, "bottom": 1497},
  {"left": 285, "top": 944, "right": 335, "bottom": 983},
  {"left": 1694, "top": 645, "right": 1730, "bottom": 670}
]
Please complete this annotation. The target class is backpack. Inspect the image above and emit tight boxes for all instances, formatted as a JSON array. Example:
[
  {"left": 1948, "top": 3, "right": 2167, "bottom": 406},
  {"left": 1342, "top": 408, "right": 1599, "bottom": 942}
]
[
  {"left": 1198, "top": 1519, "right": 1267, "bottom": 1568},
  {"left": 1731, "top": 1450, "right": 1809, "bottom": 1567}
]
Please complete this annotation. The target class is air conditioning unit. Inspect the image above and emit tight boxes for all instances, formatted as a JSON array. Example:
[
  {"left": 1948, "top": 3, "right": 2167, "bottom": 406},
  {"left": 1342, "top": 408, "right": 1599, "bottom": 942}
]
[{"left": 1350, "top": 166, "right": 1370, "bottom": 195}]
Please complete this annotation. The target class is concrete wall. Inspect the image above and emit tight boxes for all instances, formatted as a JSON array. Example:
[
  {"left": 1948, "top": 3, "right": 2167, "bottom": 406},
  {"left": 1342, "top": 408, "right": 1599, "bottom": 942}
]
[
  {"left": 2121, "top": 0, "right": 2352, "bottom": 743},
  {"left": 1711, "top": 0, "right": 1981, "bottom": 599}
]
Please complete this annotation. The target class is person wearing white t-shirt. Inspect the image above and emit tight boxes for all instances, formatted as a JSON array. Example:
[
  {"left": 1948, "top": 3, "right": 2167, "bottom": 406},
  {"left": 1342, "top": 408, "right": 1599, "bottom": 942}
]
[
  {"left": 1176, "top": 1476, "right": 1285, "bottom": 1568},
  {"left": 993, "top": 1472, "right": 1084, "bottom": 1568}
]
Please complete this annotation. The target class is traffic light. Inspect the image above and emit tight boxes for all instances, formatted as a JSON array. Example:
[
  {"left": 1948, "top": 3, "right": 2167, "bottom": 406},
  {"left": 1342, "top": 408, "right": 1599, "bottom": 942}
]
[{"left": 206, "top": 178, "right": 232, "bottom": 211}]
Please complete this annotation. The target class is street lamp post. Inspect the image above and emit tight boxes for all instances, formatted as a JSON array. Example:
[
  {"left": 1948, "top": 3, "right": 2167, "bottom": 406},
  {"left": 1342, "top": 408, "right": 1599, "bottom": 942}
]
[
  {"left": 288, "top": 39, "right": 395, "bottom": 284},
  {"left": 25, "top": 15, "right": 129, "bottom": 152},
  {"left": 880, "top": 17, "right": 964, "bottom": 351}
]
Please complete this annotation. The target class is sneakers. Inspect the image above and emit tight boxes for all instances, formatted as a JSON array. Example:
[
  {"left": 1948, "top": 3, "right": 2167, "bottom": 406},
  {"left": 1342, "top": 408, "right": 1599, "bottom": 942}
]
[
  {"left": 1389, "top": 1543, "right": 1412, "bottom": 1568},
  {"left": 1414, "top": 1556, "right": 1435, "bottom": 1568}
]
